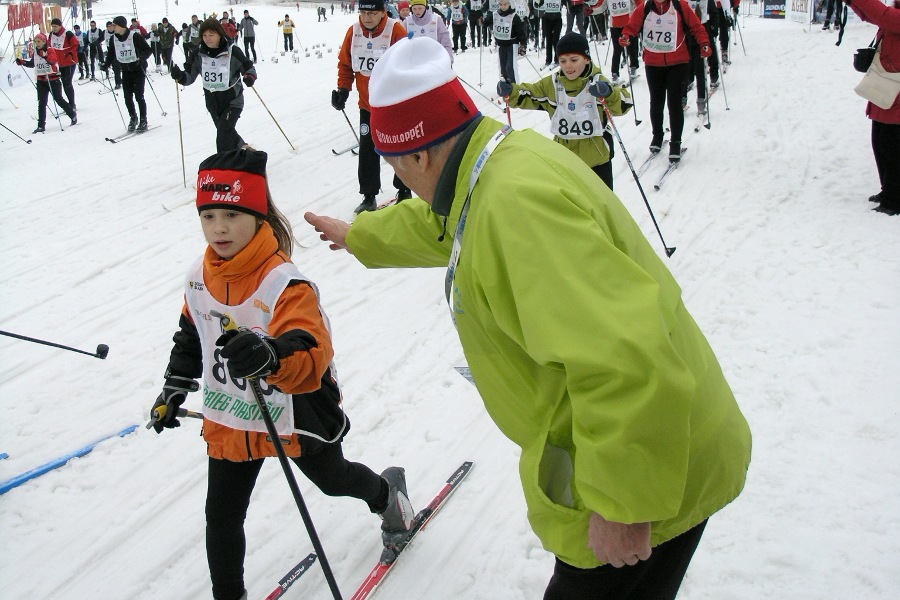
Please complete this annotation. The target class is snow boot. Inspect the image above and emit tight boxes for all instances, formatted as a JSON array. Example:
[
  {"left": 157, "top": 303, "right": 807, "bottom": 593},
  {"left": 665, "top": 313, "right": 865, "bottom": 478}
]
[
  {"left": 378, "top": 466, "right": 415, "bottom": 561},
  {"left": 669, "top": 141, "right": 682, "bottom": 163},
  {"left": 650, "top": 133, "right": 664, "bottom": 153},
  {"left": 127, "top": 116, "right": 137, "bottom": 132},
  {"left": 354, "top": 194, "right": 377, "bottom": 214},
  {"left": 137, "top": 118, "right": 148, "bottom": 132}
]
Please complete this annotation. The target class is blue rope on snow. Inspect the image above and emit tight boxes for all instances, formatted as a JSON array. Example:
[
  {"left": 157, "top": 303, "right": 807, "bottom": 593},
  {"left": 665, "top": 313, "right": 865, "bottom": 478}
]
[{"left": 0, "top": 425, "right": 139, "bottom": 495}]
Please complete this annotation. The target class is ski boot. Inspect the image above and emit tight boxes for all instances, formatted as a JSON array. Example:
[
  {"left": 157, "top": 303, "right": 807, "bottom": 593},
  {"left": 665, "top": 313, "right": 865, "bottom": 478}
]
[
  {"left": 610, "top": 72, "right": 620, "bottom": 86},
  {"left": 628, "top": 67, "right": 638, "bottom": 79},
  {"left": 127, "top": 116, "right": 138, "bottom": 132},
  {"left": 70, "top": 110, "right": 77, "bottom": 126},
  {"left": 353, "top": 194, "right": 377, "bottom": 215},
  {"left": 650, "top": 133, "right": 664, "bottom": 153},
  {"left": 33, "top": 125, "right": 45, "bottom": 134},
  {"left": 378, "top": 466, "right": 415, "bottom": 563},
  {"left": 697, "top": 97, "right": 708, "bottom": 115},
  {"left": 669, "top": 141, "right": 682, "bottom": 163},
  {"left": 395, "top": 188, "right": 413, "bottom": 204},
  {"left": 137, "top": 118, "right": 148, "bottom": 132}
]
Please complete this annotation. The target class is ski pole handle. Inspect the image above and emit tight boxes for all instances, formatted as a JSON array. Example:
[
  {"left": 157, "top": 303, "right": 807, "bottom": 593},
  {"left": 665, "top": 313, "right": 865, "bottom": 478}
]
[
  {"left": 209, "top": 309, "right": 239, "bottom": 332},
  {"left": 145, "top": 406, "right": 203, "bottom": 429}
]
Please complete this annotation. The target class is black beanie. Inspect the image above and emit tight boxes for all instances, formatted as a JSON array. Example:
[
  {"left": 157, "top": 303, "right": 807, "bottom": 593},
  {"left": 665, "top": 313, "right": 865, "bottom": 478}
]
[
  {"left": 556, "top": 32, "right": 591, "bottom": 60},
  {"left": 112, "top": 16, "right": 128, "bottom": 28},
  {"left": 51, "top": 17, "right": 62, "bottom": 26}
]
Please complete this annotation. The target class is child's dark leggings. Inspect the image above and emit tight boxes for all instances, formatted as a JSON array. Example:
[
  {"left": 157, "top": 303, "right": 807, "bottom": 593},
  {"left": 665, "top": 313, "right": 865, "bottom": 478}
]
[{"left": 206, "top": 444, "right": 384, "bottom": 600}]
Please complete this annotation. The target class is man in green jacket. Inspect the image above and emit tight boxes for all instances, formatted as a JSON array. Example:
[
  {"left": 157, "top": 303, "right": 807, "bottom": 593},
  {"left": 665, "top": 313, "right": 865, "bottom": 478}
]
[{"left": 305, "top": 36, "right": 751, "bottom": 599}]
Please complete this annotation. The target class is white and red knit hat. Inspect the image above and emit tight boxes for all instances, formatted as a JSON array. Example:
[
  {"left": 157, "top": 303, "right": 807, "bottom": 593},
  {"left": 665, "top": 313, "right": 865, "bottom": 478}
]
[{"left": 369, "top": 37, "right": 480, "bottom": 156}]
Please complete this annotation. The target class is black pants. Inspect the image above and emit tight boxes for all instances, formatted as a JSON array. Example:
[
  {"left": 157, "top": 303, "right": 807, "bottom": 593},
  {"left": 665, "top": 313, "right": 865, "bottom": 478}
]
[
  {"left": 452, "top": 23, "right": 467, "bottom": 51},
  {"left": 498, "top": 44, "right": 518, "bottom": 83},
  {"left": 469, "top": 16, "right": 482, "bottom": 47},
  {"left": 122, "top": 69, "right": 147, "bottom": 120},
  {"left": 161, "top": 45, "right": 173, "bottom": 69},
  {"left": 59, "top": 64, "right": 76, "bottom": 108},
  {"left": 207, "top": 99, "right": 244, "bottom": 151},
  {"left": 544, "top": 16, "right": 563, "bottom": 65},
  {"left": 566, "top": 5, "right": 585, "bottom": 35},
  {"left": 206, "top": 444, "right": 383, "bottom": 600},
  {"left": 825, "top": 0, "right": 844, "bottom": 24},
  {"left": 77, "top": 52, "right": 88, "bottom": 77},
  {"left": 283, "top": 32, "right": 293, "bottom": 52},
  {"left": 36, "top": 78, "right": 74, "bottom": 128},
  {"left": 872, "top": 120, "right": 900, "bottom": 210},
  {"left": 645, "top": 62, "right": 690, "bottom": 143},
  {"left": 543, "top": 520, "right": 707, "bottom": 600},
  {"left": 243, "top": 36, "right": 257, "bottom": 61},
  {"left": 592, "top": 161, "right": 614, "bottom": 192},
  {"left": 89, "top": 44, "right": 101, "bottom": 77},
  {"left": 610, "top": 27, "right": 638, "bottom": 77},
  {"left": 704, "top": 23, "right": 720, "bottom": 83},
  {"left": 358, "top": 109, "right": 410, "bottom": 197},
  {"left": 685, "top": 41, "right": 707, "bottom": 102}
]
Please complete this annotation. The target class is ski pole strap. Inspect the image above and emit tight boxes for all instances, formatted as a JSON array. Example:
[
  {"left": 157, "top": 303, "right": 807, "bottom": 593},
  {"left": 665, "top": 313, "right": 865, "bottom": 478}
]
[{"left": 444, "top": 126, "right": 512, "bottom": 328}]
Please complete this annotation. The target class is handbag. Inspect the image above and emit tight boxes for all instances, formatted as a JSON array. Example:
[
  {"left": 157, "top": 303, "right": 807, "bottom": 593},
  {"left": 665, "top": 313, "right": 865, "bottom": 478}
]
[
  {"left": 854, "top": 42, "right": 900, "bottom": 110},
  {"left": 854, "top": 38, "right": 877, "bottom": 73}
]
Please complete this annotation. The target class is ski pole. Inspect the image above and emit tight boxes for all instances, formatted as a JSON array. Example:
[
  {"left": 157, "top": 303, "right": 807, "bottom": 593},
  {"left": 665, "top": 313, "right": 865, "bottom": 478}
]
[
  {"left": 208, "top": 310, "right": 343, "bottom": 600},
  {"left": 143, "top": 69, "right": 168, "bottom": 116},
  {"left": 0, "top": 330, "right": 109, "bottom": 359},
  {"left": 176, "top": 81, "right": 187, "bottom": 187},
  {"left": 717, "top": 47, "right": 729, "bottom": 111},
  {"left": 478, "top": 41, "right": 483, "bottom": 87},
  {"left": 503, "top": 96, "right": 513, "bottom": 126},
  {"left": 598, "top": 100, "right": 675, "bottom": 257},
  {"left": 0, "top": 85, "right": 17, "bottom": 109},
  {"left": 628, "top": 75, "right": 641, "bottom": 127},
  {"left": 523, "top": 53, "right": 542, "bottom": 78},
  {"left": 101, "top": 76, "right": 127, "bottom": 128},
  {"left": 253, "top": 87, "right": 296, "bottom": 150},
  {"left": 736, "top": 14, "right": 746, "bottom": 56},
  {"left": 293, "top": 31, "right": 306, "bottom": 53},
  {"left": 145, "top": 405, "right": 203, "bottom": 430},
  {"left": 0, "top": 121, "right": 32, "bottom": 144},
  {"left": 458, "top": 75, "right": 508, "bottom": 115},
  {"left": 50, "top": 91, "right": 65, "bottom": 131},
  {"left": 340, "top": 108, "right": 360, "bottom": 144}
]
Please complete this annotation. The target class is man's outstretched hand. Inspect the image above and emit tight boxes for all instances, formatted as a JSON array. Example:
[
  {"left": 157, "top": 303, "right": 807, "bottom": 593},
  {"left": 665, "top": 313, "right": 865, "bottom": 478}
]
[{"left": 304, "top": 212, "right": 352, "bottom": 253}]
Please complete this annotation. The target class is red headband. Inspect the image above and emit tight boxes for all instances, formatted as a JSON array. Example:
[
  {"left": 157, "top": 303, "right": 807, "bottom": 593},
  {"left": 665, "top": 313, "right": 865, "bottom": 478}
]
[{"left": 196, "top": 169, "right": 267, "bottom": 216}]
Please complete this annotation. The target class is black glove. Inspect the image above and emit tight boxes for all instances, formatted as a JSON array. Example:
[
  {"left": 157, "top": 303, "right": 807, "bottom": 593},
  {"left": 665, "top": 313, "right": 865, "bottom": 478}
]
[
  {"left": 170, "top": 64, "right": 184, "bottom": 82},
  {"left": 242, "top": 72, "right": 256, "bottom": 87},
  {"left": 150, "top": 372, "right": 199, "bottom": 434},
  {"left": 588, "top": 76, "right": 613, "bottom": 99},
  {"left": 497, "top": 79, "right": 513, "bottom": 97},
  {"left": 216, "top": 329, "right": 280, "bottom": 379},
  {"left": 331, "top": 87, "right": 350, "bottom": 110}
]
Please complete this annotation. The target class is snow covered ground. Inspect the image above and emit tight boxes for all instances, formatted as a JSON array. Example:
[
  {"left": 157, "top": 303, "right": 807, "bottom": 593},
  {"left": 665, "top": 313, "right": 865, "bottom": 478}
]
[{"left": 1, "top": 1, "right": 898, "bottom": 598}]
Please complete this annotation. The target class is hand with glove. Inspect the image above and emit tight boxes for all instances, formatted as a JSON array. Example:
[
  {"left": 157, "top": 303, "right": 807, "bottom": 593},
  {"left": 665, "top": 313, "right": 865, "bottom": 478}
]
[
  {"left": 331, "top": 87, "right": 350, "bottom": 111},
  {"left": 518, "top": 45, "right": 526, "bottom": 57},
  {"left": 216, "top": 329, "right": 280, "bottom": 379},
  {"left": 149, "top": 372, "right": 200, "bottom": 434},
  {"left": 242, "top": 72, "right": 256, "bottom": 87},
  {"left": 170, "top": 64, "right": 185, "bottom": 82},
  {"left": 618, "top": 34, "right": 631, "bottom": 47},
  {"left": 496, "top": 79, "right": 513, "bottom": 98},
  {"left": 588, "top": 76, "right": 613, "bottom": 99},
  {"left": 700, "top": 44, "right": 712, "bottom": 58}
]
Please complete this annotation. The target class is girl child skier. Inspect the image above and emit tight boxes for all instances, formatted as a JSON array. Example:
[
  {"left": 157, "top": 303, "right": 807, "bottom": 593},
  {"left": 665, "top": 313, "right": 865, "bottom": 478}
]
[
  {"left": 497, "top": 32, "right": 632, "bottom": 190},
  {"left": 150, "top": 147, "right": 415, "bottom": 600},
  {"left": 15, "top": 33, "right": 77, "bottom": 133},
  {"left": 170, "top": 18, "right": 257, "bottom": 152}
]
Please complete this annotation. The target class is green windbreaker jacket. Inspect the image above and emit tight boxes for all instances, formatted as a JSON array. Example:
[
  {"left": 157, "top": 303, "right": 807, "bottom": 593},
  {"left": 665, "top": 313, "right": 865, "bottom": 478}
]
[{"left": 346, "top": 117, "right": 751, "bottom": 568}]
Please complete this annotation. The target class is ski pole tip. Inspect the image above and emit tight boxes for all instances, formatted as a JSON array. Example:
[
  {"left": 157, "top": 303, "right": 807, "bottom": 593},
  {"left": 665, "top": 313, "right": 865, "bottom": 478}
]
[{"left": 665, "top": 247, "right": 676, "bottom": 257}]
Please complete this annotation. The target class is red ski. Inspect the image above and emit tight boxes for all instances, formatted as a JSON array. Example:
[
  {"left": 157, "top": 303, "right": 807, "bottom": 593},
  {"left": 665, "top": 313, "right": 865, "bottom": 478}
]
[{"left": 350, "top": 461, "right": 474, "bottom": 600}]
